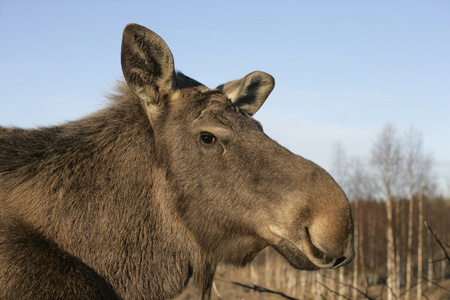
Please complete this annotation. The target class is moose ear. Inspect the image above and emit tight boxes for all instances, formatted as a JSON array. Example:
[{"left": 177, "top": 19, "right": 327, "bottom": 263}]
[
  {"left": 121, "top": 24, "right": 176, "bottom": 106},
  {"left": 217, "top": 71, "right": 275, "bottom": 116}
]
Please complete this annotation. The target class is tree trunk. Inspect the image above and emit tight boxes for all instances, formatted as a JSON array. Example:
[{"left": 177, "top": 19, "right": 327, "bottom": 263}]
[
  {"left": 299, "top": 271, "right": 306, "bottom": 299},
  {"left": 249, "top": 259, "right": 258, "bottom": 285},
  {"left": 313, "top": 271, "right": 320, "bottom": 299},
  {"left": 338, "top": 267, "right": 345, "bottom": 300},
  {"left": 386, "top": 182, "right": 397, "bottom": 300},
  {"left": 368, "top": 211, "right": 377, "bottom": 285},
  {"left": 264, "top": 249, "right": 272, "bottom": 288},
  {"left": 426, "top": 224, "right": 433, "bottom": 288},
  {"left": 394, "top": 195, "right": 401, "bottom": 296},
  {"left": 331, "top": 269, "right": 337, "bottom": 300},
  {"left": 405, "top": 178, "right": 414, "bottom": 300},
  {"left": 370, "top": 125, "right": 401, "bottom": 300},
  {"left": 416, "top": 186, "right": 424, "bottom": 300},
  {"left": 286, "top": 267, "right": 296, "bottom": 296},
  {"left": 358, "top": 200, "right": 366, "bottom": 284},
  {"left": 352, "top": 200, "right": 359, "bottom": 300}
]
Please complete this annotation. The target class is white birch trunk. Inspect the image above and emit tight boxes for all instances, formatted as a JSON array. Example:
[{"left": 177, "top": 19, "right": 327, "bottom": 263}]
[
  {"left": 386, "top": 182, "right": 396, "bottom": 300},
  {"left": 426, "top": 227, "right": 433, "bottom": 288},
  {"left": 338, "top": 267, "right": 345, "bottom": 300},
  {"left": 405, "top": 180, "right": 414, "bottom": 300},
  {"left": 416, "top": 186, "right": 424, "bottom": 300}
]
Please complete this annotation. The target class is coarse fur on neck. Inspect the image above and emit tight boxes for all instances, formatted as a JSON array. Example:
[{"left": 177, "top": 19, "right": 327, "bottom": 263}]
[{"left": 0, "top": 82, "right": 218, "bottom": 299}]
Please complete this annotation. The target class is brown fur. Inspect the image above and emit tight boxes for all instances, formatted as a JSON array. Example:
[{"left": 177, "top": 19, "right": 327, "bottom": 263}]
[{"left": 0, "top": 24, "right": 354, "bottom": 299}]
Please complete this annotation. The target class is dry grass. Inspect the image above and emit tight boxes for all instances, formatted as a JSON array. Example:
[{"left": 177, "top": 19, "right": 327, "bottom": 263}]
[{"left": 175, "top": 249, "right": 450, "bottom": 300}]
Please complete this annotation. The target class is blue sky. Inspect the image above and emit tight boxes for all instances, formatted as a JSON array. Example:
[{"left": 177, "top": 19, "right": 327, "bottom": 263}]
[{"left": 1, "top": 1, "right": 449, "bottom": 195}]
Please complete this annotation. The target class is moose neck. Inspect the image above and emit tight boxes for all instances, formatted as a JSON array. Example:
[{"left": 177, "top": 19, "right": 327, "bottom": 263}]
[{"left": 5, "top": 87, "right": 213, "bottom": 299}]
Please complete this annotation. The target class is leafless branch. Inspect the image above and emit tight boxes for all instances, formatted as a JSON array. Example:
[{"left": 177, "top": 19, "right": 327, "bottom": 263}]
[
  {"left": 424, "top": 221, "right": 450, "bottom": 262},
  {"left": 432, "top": 257, "right": 447, "bottom": 264},
  {"left": 317, "top": 274, "right": 376, "bottom": 300},
  {"left": 316, "top": 280, "right": 352, "bottom": 300},
  {"left": 214, "top": 276, "right": 298, "bottom": 300},
  {"left": 418, "top": 276, "right": 450, "bottom": 294},
  {"left": 383, "top": 278, "right": 399, "bottom": 300}
]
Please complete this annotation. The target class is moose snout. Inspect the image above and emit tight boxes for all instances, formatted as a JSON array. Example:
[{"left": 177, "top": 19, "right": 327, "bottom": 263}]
[
  {"left": 305, "top": 212, "right": 354, "bottom": 269},
  {"left": 305, "top": 226, "right": 354, "bottom": 269},
  {"left": 267, "top": 210, "right": 354, "bottom": 271}
]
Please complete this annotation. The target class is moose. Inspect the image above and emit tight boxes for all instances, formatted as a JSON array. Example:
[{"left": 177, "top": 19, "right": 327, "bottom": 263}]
[{"left": 0, "top": 24, "right": 354, "bottom": 299}]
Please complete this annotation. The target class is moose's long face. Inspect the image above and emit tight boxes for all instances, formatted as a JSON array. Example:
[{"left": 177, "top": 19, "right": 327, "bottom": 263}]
[{"left": 121, "top": 23, "right": 354, "bottom": 270}]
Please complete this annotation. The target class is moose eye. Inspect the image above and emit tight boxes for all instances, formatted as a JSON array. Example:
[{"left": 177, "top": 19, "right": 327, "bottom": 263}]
[{"left": 200, "top": 132, "right": 216, "bottom": 145}]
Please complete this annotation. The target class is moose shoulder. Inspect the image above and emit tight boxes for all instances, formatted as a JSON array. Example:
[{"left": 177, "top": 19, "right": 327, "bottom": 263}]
[{"left": 0, "top": 24, "right": 354, "bottom": 299}]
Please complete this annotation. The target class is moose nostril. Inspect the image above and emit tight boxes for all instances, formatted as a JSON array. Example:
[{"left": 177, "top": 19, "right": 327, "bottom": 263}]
[
  {"left": 305, "top": 227, "right": 333, "bottom": 263},
  {"left": 332, "top": 256, "right": 347, "bottom": 268}
]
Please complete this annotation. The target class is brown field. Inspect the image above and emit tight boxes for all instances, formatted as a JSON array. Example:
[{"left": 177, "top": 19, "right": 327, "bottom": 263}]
[{"left": 176, "top": 248, "right": 450, "bottom": 300}]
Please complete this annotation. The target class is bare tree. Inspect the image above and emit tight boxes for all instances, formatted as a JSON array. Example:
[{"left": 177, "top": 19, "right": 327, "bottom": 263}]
[
  {"left": 331, "top": 143, "right": 350, "bottom": 300},
  {"left": 371, "top": 124, "right": 402, "bottom": 300},
  {"left": 331, "top": 142, "right": 350, "bottom": 191},
  {"left": 394, "top": 191, "right": 402, "bottom": 296},
  {"left": 417, "top": 186, "right": 424, "bottom": 300},
  {"left": 331, "top": 143, "right": 377, "bottom": 299},
  {"left": 427, "top": 223, "right": 434, "bottom": 288},
  {"left": 416, "top": 159, "right": 433, "bottom": 300},
  {"left": 347, "top": 158, "right": 372, "bottom": 299},
  {"left": 403, "top": 127, "right": 424, "bottom": 300}
]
